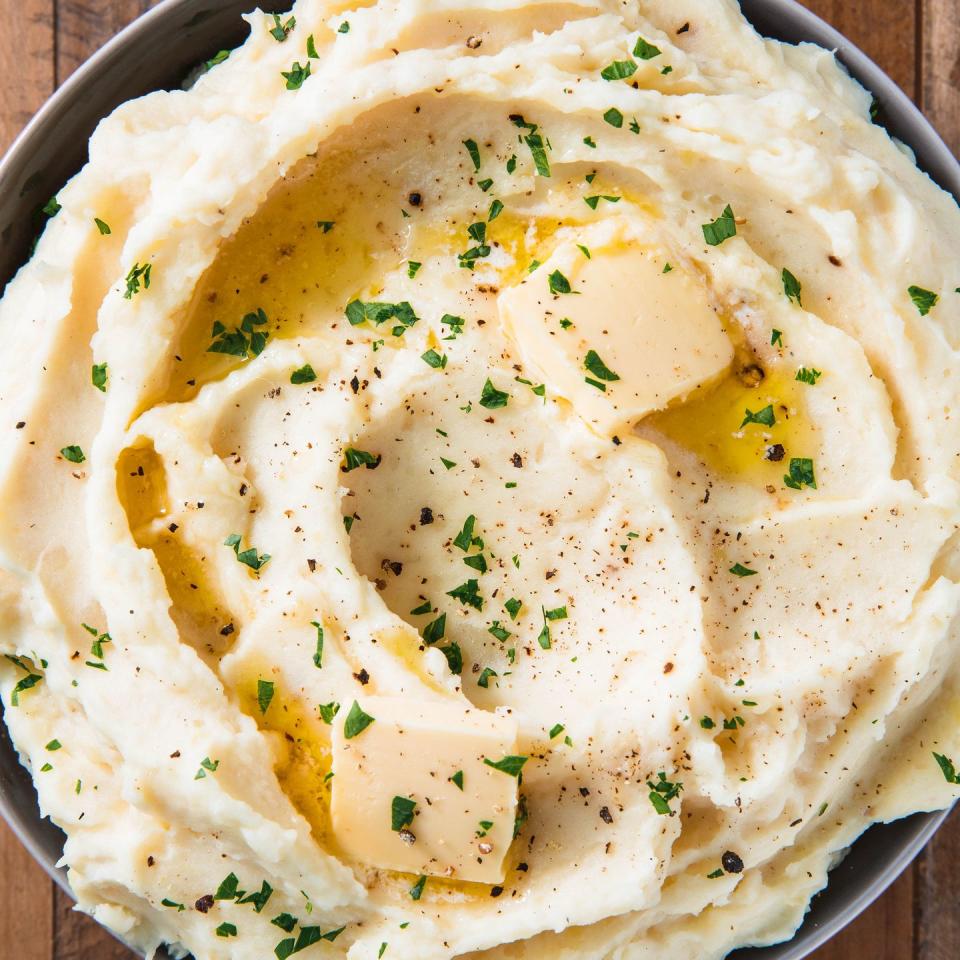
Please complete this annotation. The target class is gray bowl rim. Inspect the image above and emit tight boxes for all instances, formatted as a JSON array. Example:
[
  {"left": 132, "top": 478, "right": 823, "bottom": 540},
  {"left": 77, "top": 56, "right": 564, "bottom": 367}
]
[{"left": 0, "top": 1, "right": 956, "bottom": 958}]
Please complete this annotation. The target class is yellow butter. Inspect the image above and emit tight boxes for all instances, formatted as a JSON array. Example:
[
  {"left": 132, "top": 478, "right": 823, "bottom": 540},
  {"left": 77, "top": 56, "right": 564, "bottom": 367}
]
[
  {"left": 330, "top": 696, "right": 520, "bottom": 883},
  {"left": 499, "top": 243, "right": 733, "bottom": 436}
]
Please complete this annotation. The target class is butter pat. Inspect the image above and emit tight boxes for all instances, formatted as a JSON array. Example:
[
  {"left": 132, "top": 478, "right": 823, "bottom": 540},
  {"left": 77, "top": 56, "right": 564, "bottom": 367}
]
[
  {"left": 330, "top": 696, "right": 520, "bottom": 883},
  {"left": 499, "top": 243, "right": 733, "bottom": 435}
]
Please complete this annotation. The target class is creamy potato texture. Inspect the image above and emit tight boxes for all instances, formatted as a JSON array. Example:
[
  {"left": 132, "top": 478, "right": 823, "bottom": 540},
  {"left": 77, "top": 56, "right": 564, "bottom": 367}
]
[{"left": 1, "top": 0, "right": 959, "bottom": 957}]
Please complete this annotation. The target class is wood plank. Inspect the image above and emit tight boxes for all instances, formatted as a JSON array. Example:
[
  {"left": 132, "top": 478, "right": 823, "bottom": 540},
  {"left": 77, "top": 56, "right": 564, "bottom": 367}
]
[
  {"left": 797, "top": 0, "right": 918, "bottom": 100},
  {"left": 55, "top": 0, "right": 158, "bottom": 83},
  {"left": 54, "top": 886, "right": 135, "bottom": 960},
  {"left": 811, "top": 863, "right": 915, "bottom": 959},
  {"left": 915, "top": 808, "right": 960, "bottom": 960},
  {"left": 0, "top": 0, "right": 55, "bottom": 154},
  {"left": 921, "top": 0, "right": 960, "bottom": 156},
  {"left": 0, "top": 819, "right": 54, "bottom": 960}
]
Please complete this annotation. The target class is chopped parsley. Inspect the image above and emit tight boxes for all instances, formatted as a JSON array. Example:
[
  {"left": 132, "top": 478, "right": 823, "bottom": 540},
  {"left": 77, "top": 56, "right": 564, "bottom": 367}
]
[
  {"left": 345, "top": 299, "right": 418, "bottom": 336},
  {"left": 479, "top": 378, "right": 509, "bottom": 409},
  {"left": 700, "top": 716, "right": 715, "bottom": 729},
  {"left": 9, "top": 667, "right": 42, "bottom": 706},
  {"left": 342, "top": 447, "right": 382, "bottom": 472},
  {"left": 488, "top": 621, "right": 511, "bottom": 641},
  {"left": 603, "top": 107, "right": 624, "bottom": 128},
  {"left": 477, "top": 667, "right": 498, "bottom": 688},
  {"left": 584, "top": 136, "right": 597, "bottom": 148},
  {"left": 463, "top": 138, "right": 481, "bottom": 171},
  {"left": 161, "top": 899, "right": 186, "bottom": 911},
  {"left": 60, "top": 445, "right": 85, "bottom": 464},
  {"left": 740, "top": 404, "right": 775, "bottom": 428},
  {"left": 549, "top": 723, "right": 565, "bottom": 739},
  {"left": 506, "top": 154, "right": 517, "bottom": 173},
  {"left": 194, "top": 756, "right": 220, "bottom": 780},
  {"left": 42, "top": 196, "right": 61, "bottom": 217},
  {"left": 269, "top": 13, "right": 296, "bottom": 41},
  {"left": 524, "top": 130, "right": 551, "bottom": 177},
  {"left": 729, "top": 563, "right": 757, "bottom": 577},
  {"left": 203, "top": 50, "right": 230, "bottom": 71},
  {"left": 601, "top": 59, "right": 638, "bottom": 81},
  {"left": 257, "top": 679, "right": 275, "bottom": 714},
  {"left": 634, "top": 37, "right": 661, "bottom": 59},
  {"left": 584, "top": 195, "right": 620, "bottom": 210},
  {"left": 391, "top": 795, "right": 417, "bottom": 831},
  {"left": 239, "top": 880, "right": 273, "bottom": 913},
  {"left": 477, "top": 178, "right": 494, "bottom": 192},
  {"left": 702, "top": 205, "right": 737, "bottom": 246},
  {"left": 488, "top": 199, "right": 504, "bottom": 221},
  {"left": 707, "top": 868, "right": 724, "bottom": 879},
  {"left": 306, "top": 34, "right": 319, "bottom": 58},
  {"left": 224, "top": 533, "right": 271, "bottom": 572},
  {"left": 46, "top": 739, "right": 62, "bottom": 751},
  {"left": 318, "top": 701, "right": 340, "bottom": 724},
  {"left": 91, "top": 363, "right": 108, "bottom": 392},
  {"left": 447, "top": 579, "right": 483, "bottom": 610},
  {"left": 216, "top": 923, "right": 238, "bottom": 938},
  {"left": 290, "top": 364, "right": 317, "bottom": 384},
  {"left": 450, "top": 770, "right": 464, "bottom": 790},
  {"left": 440, "top": 642, "right": 463, "bottom": 674},
  {"left": 421, "top": 349, "right": 448, "bottom": 369},
  {"left": 310, "top": 621, "right": 324, "bottom": 669},
  {"left": 782, "top": 268, "right": 802, "bottom": 305},
  {"left": 422, "top": 613, "right": 446, "bottom": 645},
  {"left": 440, "top": 457, "right": 456, "bottom": 470},
  {"left": 409, "top": 875, "right": 427, "bottom": 900},
  {"left": 281, "top": 61, "right": 311, "bottom": 90},
  {"left": 316, "top": 220, "right": 334, "bottom": 232},
  {"left": 771, "top": 328, "right": 784, "bottom": 347},
  {"left": 908, "top": 285, "right": 939, "bottom": 316},
  {"left": 407, "top": 260, "right": 422, "bottom": 279},
  {"left": 338, "top": 21, "right": 350, "bottom": 33},
  {"left": 647, "top": 772, "right": 682, "bottom": 815},
  {"left": 94, "top": 218, "right": 111, "bottom": 236},
  {"left": 484, "top": 755, "right": 528, "bottom": 777},
  {"left": 343, "top": 701, "right": 375, "bottom": 738},
  {"left": 584, "top": 350, "right": 620, "bottom": 387},
  {"left": 784, "top": 457, "right": 817, "bottom": 490},
  {"left": 504, "top": 597, "right": 522, "bottom": 620},
  {"left": 934, "top": 752, "right": 960, "bottom": 784},
  {"left": 123, "top": 262, "right": 152, "bottom": 299},
  {"left": 795, "top": 367, "right": 822, "bottom": 385},
  {"left": 208, "top": 308, "right": 269, "bottom": 358},
  {"left": 548, "top": 270, "right": 573, "bottom": 295}
]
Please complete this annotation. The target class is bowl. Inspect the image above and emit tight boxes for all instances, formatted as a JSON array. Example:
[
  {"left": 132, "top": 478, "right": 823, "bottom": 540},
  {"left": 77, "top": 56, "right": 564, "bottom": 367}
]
[{"left": 0, "top": 1, "right": 956, "bottom": 958}]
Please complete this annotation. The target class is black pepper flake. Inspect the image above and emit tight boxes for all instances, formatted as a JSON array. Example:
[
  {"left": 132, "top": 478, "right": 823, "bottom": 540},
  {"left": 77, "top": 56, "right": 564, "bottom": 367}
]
[
  {"left": 466, "top": 35, "right": 482, "bottom": 49},
  {"left": 15, "top": 422, "right": 25, "bottom": 429},
  {"left": 579, "top": 787, "right": 590, "bottom": 797},
  {"left": 737, "top": 364, "right": 765, "bottom": 388},
  {"left": 307, "top": 558, "right": 317, "bottom": 572},
  {"left": 677, "top": 21, "right": 690, "bottom": 33},
  {"left": 517, "top": 862, "right": 529, "bottom": 872},
  {"left": 168, "top": 523, "right": 179, "bottom": 533},
  {"left": 147, "top": 856, "right": 155, "bottom": 867},
  {"left": 612, "top": 436, "right": 622, "bottom": 446},
  {"left": 490, "top": 885, "right": 503, "bottom": 897},
  {"left": 408, "top": 192, "right": 422, "bottom": 207},
  {"left": 219, "top": 623, "right": 235, "bottom": 637},
  {"left": 828, "top": 255, "right": 843, "bottom": 267},
  {"left": 599, "top": 806, "right": 614, "bottom": 824},
  {"left": 721, "top": 851, "right": 744, "bottom": 874},
  {"left": 382, "top": 559, "right": 403, "bottom": 576},
  {"left": 765, "top": 443, "right": 786, "bottom": 462},
  {"left": 350, "top": 376, "right": 360, "bottom": 394},
  {"left": 195, "top": 895, "right": 214, "bottom": 913},
  {"left": 354, "top": 668, "right": 370, "bottom": 685},
  {"left": 398, "top": 829, "right": 416, "bottom": 845},
  {"left": 420, "top": 507, "right": 434, "bottom": 525},
  {"left": 511, "top": 453, "right": 523, "bottom": 468}
]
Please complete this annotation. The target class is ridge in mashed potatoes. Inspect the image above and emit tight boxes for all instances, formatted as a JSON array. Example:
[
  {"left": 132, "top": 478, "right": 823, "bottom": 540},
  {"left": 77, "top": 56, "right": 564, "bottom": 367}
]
[{"left": 0, "top": 1, "right": 958, "bottom": 959}]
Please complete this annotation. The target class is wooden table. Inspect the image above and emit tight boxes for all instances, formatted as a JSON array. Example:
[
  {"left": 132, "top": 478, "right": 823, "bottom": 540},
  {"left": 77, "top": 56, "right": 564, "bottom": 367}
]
[{"left": 1, "top": 0, "right": 958, "bottom": 957}]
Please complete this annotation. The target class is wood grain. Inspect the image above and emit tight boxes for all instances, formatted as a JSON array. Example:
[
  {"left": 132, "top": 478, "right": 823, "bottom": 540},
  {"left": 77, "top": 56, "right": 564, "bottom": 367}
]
[{"left": 0, "top": 0, "right": 958, "bottom": 958}]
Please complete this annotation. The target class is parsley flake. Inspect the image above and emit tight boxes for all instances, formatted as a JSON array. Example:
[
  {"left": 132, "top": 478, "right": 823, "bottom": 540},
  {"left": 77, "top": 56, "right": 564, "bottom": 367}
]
[
  {"left": 343, "top": 701, "right": 375, "bottom": 738},
  {"left": 729, "top": 563, "right": 757, "bottom": 577},
  {"left": 224, "top": 533, "right": 271, "bottom": 572},
  {"left": 782, "top": 268, "right": 802, "bottom": 305},
  {"left": 784, "top": 457, "right": 817, "bottom": 490},
  {"left": 601, "top": 59, "right": 638, "bottom": 81},
  {"left": 702, "top": 205, "right": 737, "bottom": 246},
  {"left": 290, "top": 364, "right": 317, "bottom": 384},
  {"left": 908, "top": 285, "right": 939, "bottom": 315}
]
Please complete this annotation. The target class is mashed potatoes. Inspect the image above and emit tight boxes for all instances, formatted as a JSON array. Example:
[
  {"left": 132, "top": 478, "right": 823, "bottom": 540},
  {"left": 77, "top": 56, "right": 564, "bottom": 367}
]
[{"left": 1, "top": 1, "right": 959, "bottom": 958}]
